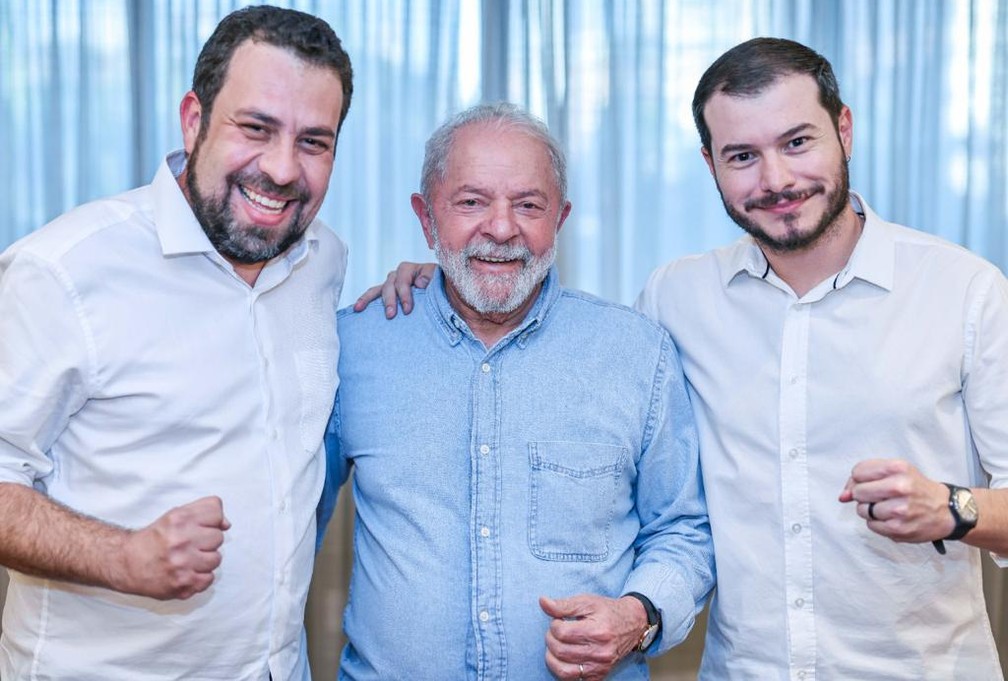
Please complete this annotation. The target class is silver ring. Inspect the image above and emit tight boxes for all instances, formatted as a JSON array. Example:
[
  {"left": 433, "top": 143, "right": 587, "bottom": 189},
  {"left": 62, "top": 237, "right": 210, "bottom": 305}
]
[
  {"left": 867, "top": 502, "right": 877, "bottom": 520},
  {"left": 578, "top": 662, "right": 585, "bottom": 680}
]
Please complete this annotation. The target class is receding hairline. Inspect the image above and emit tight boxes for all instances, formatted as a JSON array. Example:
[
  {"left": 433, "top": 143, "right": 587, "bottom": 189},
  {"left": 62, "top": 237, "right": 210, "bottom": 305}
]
[{"left": 431, "top": 120, "right": 563, "bottom": 195}]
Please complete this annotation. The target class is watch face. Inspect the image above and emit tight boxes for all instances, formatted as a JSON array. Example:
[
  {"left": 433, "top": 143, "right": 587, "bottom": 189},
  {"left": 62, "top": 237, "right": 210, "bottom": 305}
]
[
  {"left": 953, "top": 488, "right": 979, "bottom": 523},
  {"left": 639, "top": 624, "right": 659, "bottom": 652}
]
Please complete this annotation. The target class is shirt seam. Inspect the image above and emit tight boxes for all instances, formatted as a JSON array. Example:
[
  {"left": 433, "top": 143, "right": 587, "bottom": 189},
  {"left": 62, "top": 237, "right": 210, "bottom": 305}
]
[{"left": 14, "top": 253, "right": 99, "bottom": 396}]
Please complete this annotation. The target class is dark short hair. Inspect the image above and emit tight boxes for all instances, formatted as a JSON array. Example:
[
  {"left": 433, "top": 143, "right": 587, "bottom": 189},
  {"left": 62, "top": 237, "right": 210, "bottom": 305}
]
[
  {"left": 692, "top": 37, "right": 844, "bottom": 153},
  {"left": 191, "top": 5, "right": 353, "bottom": 139}
]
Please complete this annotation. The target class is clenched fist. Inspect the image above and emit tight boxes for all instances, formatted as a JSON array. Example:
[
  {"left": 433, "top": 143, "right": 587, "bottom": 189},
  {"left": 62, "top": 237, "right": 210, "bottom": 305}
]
[{"left": 112, "top": 496, "right": 231, "bottom": 600}]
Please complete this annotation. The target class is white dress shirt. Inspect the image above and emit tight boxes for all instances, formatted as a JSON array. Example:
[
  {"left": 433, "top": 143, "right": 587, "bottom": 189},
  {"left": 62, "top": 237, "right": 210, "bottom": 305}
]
[
  {"left": 0, "top": 151, "right": 346, "bottom": 681},
  {"left": 636, "top": 193, "right": 1007, "bottom": 680}
]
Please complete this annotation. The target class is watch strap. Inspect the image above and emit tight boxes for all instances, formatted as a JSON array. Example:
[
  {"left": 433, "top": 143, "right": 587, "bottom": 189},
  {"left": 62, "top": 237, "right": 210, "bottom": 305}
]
[
  {"left": 623, "top": 591, "right": 659, "bottom": 626},
  {"left": 623, "top": 591, "right": 661, "bottom": 652}
]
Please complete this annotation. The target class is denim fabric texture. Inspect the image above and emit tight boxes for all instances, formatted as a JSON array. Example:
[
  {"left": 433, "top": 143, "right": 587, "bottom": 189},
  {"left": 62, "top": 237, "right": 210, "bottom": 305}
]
[{"left": 318, "top": 267, "right": 714, "bottom": 680}]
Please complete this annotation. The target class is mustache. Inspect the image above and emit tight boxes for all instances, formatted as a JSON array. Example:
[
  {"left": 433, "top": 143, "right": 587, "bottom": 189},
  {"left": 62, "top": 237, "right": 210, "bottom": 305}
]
[
  {"left": 462, "top": 240, "right": 534, "bottom": 264},
  {"left": 227, "top": 168, "right": 309, "bottom": 203},
  {"left": 744, "top": 185, "right": 825, "bottom": 211}
]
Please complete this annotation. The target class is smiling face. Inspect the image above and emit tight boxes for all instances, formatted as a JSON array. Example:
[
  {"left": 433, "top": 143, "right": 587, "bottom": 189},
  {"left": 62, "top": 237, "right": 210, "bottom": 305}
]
[
  {"left": 412, "top": 122, "right": 571, "bottom": 321},
  {"left": 179, "top": 40, "right": 345, "bottom": 267},
  {"left": 701, "top": 74, "right": 854, "bottom": 253}
]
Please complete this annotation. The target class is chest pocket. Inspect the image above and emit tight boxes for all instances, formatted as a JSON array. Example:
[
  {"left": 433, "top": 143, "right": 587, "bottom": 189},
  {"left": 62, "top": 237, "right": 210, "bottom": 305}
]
[
  {"left": 528, "top": 441, "right": 627, "bottom": 562},
  {"left": 294, "top": 347, "right": 338, "bottom": 452}
]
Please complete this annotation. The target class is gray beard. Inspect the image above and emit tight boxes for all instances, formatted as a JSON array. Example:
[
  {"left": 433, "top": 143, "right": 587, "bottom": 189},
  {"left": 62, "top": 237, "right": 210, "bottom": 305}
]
[{"left": 432, "top": 224, "right": 554, "bottom": 315}]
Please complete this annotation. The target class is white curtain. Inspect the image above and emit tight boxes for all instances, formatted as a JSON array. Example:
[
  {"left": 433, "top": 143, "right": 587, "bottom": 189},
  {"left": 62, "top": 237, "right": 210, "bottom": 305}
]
[{"left": 2, "top": 1, "right": 1007, "bottom": 678}]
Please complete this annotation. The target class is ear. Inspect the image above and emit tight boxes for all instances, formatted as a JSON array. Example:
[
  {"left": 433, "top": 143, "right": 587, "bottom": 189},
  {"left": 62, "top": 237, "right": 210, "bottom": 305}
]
[
  {"left": 179, "top": 91, "right": 204, "bottom": 154},
  {"left": 555, "top": 201, "right": 573, "bottom": 235},
  {"left": 838, "top": 105, "right": 853, "bottom": 159},
  {"left": 411, "top": 193, "right": 436, "bottom": 249},
  {"left": 701, "top": 145, "right": 716, "bottom": 178}
]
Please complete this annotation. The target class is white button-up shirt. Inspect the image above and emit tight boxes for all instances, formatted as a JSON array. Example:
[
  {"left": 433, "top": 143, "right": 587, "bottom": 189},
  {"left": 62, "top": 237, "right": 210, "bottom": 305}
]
[
  {"left": 0, "top": 151, "right": 346, "bottom": 681},
  {"left": 636, "top": 193, "right": 1007, "bottom": 680}
]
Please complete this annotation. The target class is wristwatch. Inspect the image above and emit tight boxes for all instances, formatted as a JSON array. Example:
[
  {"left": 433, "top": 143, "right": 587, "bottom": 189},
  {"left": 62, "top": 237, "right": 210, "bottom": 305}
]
[
  {"left": 623, "top": 592, "right": 662, "bottom": 653},
  {"left": 942, "top": 482, "right": 979, "bottom": 540}
]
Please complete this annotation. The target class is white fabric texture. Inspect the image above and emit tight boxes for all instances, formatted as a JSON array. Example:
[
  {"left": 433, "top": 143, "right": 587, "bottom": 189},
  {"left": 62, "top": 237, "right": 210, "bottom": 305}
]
[
  {"left": 636, "top": 192, "right": 1007, "bottom": 680},
  {"left": 0, "top": 152, "right": 347, "bottom": 681}
]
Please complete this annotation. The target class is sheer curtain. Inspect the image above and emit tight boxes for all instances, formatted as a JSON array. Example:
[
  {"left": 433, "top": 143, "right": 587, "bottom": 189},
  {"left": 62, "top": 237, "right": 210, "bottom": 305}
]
[{"left": 2, "top": 1, "right": 1006, "bottom": 678}]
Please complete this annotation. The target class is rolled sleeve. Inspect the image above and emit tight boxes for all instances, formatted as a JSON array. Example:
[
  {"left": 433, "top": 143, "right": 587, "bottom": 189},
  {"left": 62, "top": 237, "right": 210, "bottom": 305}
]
[{"left": 0, "top": 252, "right": 92, "bottom": 488}]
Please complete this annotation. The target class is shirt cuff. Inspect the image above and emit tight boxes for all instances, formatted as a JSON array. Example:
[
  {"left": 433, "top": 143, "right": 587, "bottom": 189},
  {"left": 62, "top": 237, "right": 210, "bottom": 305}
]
[{"left": 622, "top": 562, "right": 697, "bottom": 655}]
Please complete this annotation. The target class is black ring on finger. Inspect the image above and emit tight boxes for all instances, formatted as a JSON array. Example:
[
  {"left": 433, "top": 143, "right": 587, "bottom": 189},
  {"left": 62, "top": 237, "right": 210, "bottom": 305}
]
[{"left": 867, "top": 501, "right": 877, "bottom": 520}]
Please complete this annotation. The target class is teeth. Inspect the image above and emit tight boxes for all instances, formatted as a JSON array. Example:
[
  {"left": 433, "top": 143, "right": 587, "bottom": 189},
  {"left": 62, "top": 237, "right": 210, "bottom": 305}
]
[
  {"left": 241, "top": 186, "right": 288, "bottom": 212},
  {"left": 476, "top": 256, "right": 511, "bottom": 263}
]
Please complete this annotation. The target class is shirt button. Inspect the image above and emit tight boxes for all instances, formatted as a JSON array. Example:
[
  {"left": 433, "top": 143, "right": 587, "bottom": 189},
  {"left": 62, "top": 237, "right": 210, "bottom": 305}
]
[
  {"left": 794, "top": 598, "right": 805, "bottom": 608},
  {"left": 790, "top": 376, "right": 799, "bottom": 385},
  {"left": 479, "top": 444, "right": 490, "bottom": 455},
  {"left": 480, "top": 526, "right": 490, "bottom": 538},
  {"left": 791, "top": 523, "right": 802, "bottom": 534},
  {"left": 481, "top": 363, "right": 491, "bottom": 373},
  {"left": 789, "top": 448, "right": 799, "bottom": 458},
  {"left": 479, "top": 610, "right": 490, "bottom": 622},
  {"left": 279, "top": 500, "right": 288, "bottom": 512},
  {"left": 798, "top": 672, "right": 807, "bottom": 680},
  {"left": 271, "top": 429, "right": 280, "bottom": 440}
]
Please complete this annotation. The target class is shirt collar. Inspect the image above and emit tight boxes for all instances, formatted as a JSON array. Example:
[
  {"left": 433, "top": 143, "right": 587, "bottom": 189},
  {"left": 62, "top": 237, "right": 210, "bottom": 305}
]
[
  {"left": 153, "top": 150, "right": 320, "bottom": 262},
  {"left": 834, "top": 192, "right": 894, "bottom": 292},
  {"left": 427, "top": 265, "right": 562, "bottom": 348},
  {"left": 721, "top": 191, "right": 895, "bottom": 293}
]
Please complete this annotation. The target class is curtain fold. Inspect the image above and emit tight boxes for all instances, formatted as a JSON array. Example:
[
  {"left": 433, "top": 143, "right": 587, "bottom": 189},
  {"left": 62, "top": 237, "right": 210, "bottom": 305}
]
[{"left": 2, "top": 2, "right": 1006, "bottom": 678}]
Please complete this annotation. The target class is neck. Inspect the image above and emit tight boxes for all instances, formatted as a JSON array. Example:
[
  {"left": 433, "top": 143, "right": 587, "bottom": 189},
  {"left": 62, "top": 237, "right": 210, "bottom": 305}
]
[
  {"left": 445, "top": 281, "right": 542, "bottom": 348},
  {"left": 229, "top": 259, "right": 266, "bottom": 286},
  {"left": 762, "top": 207, "right": 864, "bottom": 297}
]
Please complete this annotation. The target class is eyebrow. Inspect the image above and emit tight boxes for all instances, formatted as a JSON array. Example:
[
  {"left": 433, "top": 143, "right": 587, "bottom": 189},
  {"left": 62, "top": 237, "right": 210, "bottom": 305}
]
[
  {"left": 718, "top": 123, "right": 816, "bottom": 158},
  {"left": 454, "top": 185, "right": 550, "bottom": 201},
  {"left": 236, "top": 109, "right": 336, "bottom": 140}
]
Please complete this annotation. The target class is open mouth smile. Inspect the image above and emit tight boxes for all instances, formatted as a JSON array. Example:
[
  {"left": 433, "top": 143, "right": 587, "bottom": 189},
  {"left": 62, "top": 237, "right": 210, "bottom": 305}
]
[{"left": 239, "top": 185, "right": 291, "bottom": 214}]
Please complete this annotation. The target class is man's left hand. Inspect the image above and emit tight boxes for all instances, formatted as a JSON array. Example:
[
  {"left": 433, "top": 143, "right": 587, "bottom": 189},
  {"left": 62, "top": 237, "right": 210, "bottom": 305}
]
[
  {"left": 539, "top": 593, "right": 646, "bottom": 680},
  {"left": 839, "top": 458, "right": 953, "bottom": 543}
]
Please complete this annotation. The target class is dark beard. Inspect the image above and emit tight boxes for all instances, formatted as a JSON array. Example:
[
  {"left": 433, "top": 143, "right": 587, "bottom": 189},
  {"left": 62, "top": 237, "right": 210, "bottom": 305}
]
[
  {"left": 720, "top": 157, "right": 850, "bottom": 253},
  {"left": 185, "top": 143, "right": 311, "bottom": 264}
]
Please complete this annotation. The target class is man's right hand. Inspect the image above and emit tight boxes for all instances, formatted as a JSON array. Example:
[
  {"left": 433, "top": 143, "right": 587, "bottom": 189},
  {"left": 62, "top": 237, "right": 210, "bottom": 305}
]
[
  {"left": 353, "top": 261, "right": 436, "bottom": 318},
  {"left": 115, "top": 496, "right": 230, "bottom": 600}
]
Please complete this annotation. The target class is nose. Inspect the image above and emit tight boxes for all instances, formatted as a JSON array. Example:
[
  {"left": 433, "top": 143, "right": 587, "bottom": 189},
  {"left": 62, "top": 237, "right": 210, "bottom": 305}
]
[
  {"left": 759, "top": 153, "right": 796, "bottom": 193},
  {"left": 257, "top": 140, "right": 300, "bottom": 188},
  {"left": 483, "top": 200, "right": 520, "bottom": 242}
]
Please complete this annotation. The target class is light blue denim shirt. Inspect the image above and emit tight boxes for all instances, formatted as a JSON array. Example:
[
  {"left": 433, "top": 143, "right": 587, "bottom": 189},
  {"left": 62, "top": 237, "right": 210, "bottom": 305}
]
[{"left": 318, "top": 267, "right": 714, "bottom": 680}]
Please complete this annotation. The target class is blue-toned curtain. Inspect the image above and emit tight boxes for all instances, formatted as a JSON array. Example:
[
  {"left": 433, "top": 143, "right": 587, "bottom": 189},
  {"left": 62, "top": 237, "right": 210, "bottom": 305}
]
[
  {"left": 2, "top": 1, "right": 1007, "bottom": 678},
  {"left": 3, "top": 1, "right": 1005, "bottom": 302}
]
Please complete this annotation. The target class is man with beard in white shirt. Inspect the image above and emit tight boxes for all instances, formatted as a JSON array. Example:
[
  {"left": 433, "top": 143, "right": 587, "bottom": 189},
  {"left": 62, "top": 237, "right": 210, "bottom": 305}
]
[{"left": 0, "top": 6, "right": 352, "bottom": 680}]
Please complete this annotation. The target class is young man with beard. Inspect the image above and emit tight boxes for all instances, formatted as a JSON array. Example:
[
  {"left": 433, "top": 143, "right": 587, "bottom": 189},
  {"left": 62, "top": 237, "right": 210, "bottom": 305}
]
[
  {"left": 363, "top": 38, "right": 1008, "bottom": 680},
  {"left": 635, "top": 38, "right": 1008, "bottom": 679},
  {"left": 0, "top": 6, "right": 352, "bottom": 680},
  {"left": 316, "top": 103, "right": 714, "bottom": 681}
]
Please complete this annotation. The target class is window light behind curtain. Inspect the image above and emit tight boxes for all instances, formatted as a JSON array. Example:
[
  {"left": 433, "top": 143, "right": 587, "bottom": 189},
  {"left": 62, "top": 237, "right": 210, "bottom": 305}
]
[
  {"left": 2, "top": 1, "right": 1007, "bottom": 676},
  {"left": 1, "top": 0, "right": 1005, "bottom": 304}
]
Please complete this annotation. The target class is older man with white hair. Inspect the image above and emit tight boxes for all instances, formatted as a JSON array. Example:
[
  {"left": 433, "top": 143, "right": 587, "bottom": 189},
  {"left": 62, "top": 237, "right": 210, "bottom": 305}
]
[{"left": 316, "top": 102, "right": 714, "bottom": 681}]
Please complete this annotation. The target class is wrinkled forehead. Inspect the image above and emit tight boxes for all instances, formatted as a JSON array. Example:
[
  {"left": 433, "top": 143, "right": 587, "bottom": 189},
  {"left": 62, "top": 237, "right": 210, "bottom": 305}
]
[{"left": 441, "top": 124, "right": 559, "bottom": 191}]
